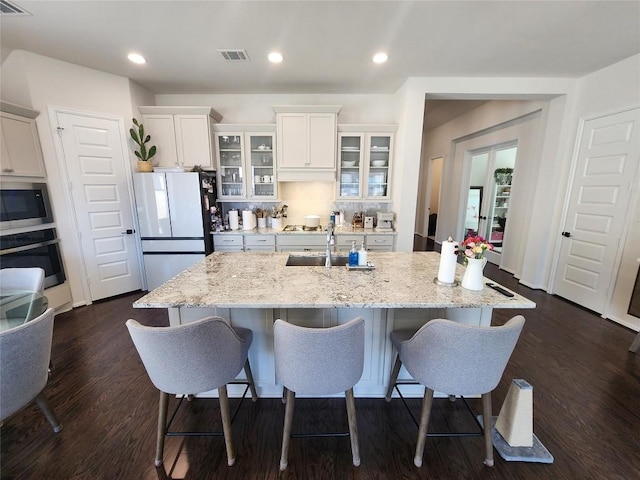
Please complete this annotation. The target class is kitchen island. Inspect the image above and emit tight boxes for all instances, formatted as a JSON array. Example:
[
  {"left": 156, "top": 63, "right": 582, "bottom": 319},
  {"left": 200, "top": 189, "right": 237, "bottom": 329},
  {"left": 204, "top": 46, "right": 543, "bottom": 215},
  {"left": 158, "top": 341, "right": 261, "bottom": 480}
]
[{"left": 134, "top": 252, "right": 535, "bottom": 397}]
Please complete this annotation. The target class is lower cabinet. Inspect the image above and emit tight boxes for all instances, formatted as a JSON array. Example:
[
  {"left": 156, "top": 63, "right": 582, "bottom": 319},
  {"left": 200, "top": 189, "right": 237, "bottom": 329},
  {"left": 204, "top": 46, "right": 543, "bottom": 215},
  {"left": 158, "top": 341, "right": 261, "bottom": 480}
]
[
  {"left": 276, "top": 234, "right": 326, "bottom": 252},
  {"left": 213, "top": 234, "right": 244, "bottom": 252},
  {"left": 244, "top": 234, "right": 276, "bottom": 252},
  {"left": 366, "top": 234, "right": 394, "bottom": 251},
  {"left": 335, "top": 234, "right": 365, "bottom": 253},
  {"left": 214, "top": 232, "right": 395, "bottom": 253}
]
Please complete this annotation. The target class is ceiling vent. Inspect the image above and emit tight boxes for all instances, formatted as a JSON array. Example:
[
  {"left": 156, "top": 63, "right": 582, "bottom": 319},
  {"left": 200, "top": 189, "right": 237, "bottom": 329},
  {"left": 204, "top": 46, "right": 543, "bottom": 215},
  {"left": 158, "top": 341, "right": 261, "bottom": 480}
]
[
  {"left": 218, "top": 49, "right": 250, "bottom": 61},
  {"left": 0, "top": 0, "right": 30, "bottom": 15}
]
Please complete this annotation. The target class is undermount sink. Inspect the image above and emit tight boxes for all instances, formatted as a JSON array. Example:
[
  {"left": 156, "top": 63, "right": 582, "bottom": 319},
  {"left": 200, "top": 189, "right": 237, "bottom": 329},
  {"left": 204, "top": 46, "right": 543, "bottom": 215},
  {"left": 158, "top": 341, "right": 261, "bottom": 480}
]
[{"left": 286, "top": 255, "right": 349, "bottom": 267}]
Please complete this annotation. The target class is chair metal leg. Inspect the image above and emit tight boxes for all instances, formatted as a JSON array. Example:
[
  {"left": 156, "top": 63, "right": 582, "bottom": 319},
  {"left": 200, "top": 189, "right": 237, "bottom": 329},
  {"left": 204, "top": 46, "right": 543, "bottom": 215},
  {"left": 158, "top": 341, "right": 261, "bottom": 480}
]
[
  {"left": 629, "top": 332, "right": 640, "bottom": 353},
  {"left": 218, "top": 385, "right": 235, "bottom": 466},
  {"left": 243, "top": 359, "right": 258, "bottom": 401},
  {"left": 280, "top": 388, "right": 295, "bottom": 471},
  {"left": 414, "top": 387, "right": 434, "bottom": 467},
  {"left": 482, "top": 392, "right": 494, "bottom": 467},
  {"left": 282, "top": 386, "right": 288, "bottom": 404},
  {"left": 385, "top": 354, "right": 402, "bottom": 402},
  {"left": 155, "top": 392, "right": 169, "bottom": 466},
  {"left": 345, "top": 388, "right": 361, "bottom": 467},
  {"left": 34, "top": 392, "right": 62, "bottom": 433}
]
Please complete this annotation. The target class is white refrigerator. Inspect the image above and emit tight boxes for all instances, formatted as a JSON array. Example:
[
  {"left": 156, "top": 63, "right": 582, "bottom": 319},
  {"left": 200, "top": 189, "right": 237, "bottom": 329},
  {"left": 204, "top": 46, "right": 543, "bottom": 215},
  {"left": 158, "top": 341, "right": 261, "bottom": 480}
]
[{"left": 133, "top": 172, "right": 213, "bottom": 290}]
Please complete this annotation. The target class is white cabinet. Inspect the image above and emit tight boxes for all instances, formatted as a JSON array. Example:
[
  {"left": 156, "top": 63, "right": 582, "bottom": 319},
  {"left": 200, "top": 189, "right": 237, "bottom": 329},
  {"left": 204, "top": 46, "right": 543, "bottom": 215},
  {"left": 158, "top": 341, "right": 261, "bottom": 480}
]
[
  {"left": 213, "top": 125, "right": 277, "bottom": 201},
  {"left": 274, "top": 105, "right": 341, "bottom": 181},
  {"left": 336, "top": 126, "right": 396, "bottom": 201},
  {"left": 335, "top": 234, "right": 365, "bottom": 253},
  {"left": 276, "top": 234, "right": 326, "bottom": 252},
  {"left": 0, "top": 106, "right": 46, "bottom": 178},
  {"left": 139, "top": 106, "right": 222, "bottom": 170},
  {"left": 213, "top": 234, "right": 244, "bottom": 252},
  {"left": 365, "top": 234, "right": 395, "bottom": 251},
  {"left": 244, "top": 234, "right": 276, "bottom": 252}
]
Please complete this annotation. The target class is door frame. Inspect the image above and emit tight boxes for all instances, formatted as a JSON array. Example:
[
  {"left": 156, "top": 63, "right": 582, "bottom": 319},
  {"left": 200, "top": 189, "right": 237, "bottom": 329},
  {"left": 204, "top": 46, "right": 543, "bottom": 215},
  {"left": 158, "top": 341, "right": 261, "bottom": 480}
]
[
  {"left": 48, "top": 106, "right": 143, "bottom": 305},
  {"left": 548, "top": 105, "right": 640, "bottom": 319}
]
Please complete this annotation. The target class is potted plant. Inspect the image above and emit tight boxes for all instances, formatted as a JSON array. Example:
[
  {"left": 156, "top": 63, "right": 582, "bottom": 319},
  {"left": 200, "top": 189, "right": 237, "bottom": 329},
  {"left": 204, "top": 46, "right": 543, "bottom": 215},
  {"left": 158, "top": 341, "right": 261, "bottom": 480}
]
[
  {"left": 130, "top": 118, "right": 157, "bottom": 172},
  {"left": 494, "top": 167, "right": 513, "bottom": 185}
]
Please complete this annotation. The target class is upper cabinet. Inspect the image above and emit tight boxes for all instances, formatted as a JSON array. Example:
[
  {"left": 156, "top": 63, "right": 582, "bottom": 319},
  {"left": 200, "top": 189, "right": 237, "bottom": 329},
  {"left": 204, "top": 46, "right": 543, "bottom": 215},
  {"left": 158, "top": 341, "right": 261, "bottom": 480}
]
[
  {"left": 336, "top": 125, "right": 396, "bottom": 201},
  {"left": 139, "top": 106, "right": 222, "bottom": 170},
  {"left": 0, "top": 102, "right": 47, "bottom": 178},
  {"left": 213, "top": 125, "right": 278, "bottom": 201},
  {"left": 274, "top": 105, "right": 341, "bottom": 181}
]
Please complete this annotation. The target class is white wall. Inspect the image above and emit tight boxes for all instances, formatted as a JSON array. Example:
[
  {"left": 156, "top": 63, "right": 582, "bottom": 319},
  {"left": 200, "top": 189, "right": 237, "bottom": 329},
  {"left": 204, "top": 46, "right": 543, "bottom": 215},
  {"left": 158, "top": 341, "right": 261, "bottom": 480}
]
[{"left": 0, "top": 50, "right": 152, "bottom": 307}]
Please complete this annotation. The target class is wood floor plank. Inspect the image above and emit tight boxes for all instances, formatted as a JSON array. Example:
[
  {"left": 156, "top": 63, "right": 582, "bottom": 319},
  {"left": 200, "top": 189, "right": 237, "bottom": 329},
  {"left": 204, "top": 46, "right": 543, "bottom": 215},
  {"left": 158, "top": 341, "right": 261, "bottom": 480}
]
[{"left": 1, "top": 262, "right": 639, "bottom": 479}]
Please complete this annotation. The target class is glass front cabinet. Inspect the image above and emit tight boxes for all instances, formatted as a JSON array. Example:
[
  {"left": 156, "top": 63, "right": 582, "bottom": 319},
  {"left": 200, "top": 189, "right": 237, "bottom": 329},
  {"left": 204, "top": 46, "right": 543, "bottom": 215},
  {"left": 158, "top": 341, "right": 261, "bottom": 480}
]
[
  {"left": 214, "top": 127, "right": 277, "bottom": 201},
  {"left": 336, "top": 126, "right": 396, "bottom": 201}
]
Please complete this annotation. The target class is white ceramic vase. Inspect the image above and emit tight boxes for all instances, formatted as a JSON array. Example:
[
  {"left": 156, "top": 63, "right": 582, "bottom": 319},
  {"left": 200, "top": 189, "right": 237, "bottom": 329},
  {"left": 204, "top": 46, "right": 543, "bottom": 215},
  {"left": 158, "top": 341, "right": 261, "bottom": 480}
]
[{"left": 461, "top": 257, "right": 487, "bottom": 291}]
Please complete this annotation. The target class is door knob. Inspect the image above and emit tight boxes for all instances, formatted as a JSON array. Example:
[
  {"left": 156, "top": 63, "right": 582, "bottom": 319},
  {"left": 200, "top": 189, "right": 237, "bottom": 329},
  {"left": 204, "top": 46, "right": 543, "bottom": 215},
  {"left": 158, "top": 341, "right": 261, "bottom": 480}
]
[
  {"left": 561, "top": 231, "right": 572, "bottom": 237},
  {"left": 121, "top": 229, "right": 135, "bottom": 235}
]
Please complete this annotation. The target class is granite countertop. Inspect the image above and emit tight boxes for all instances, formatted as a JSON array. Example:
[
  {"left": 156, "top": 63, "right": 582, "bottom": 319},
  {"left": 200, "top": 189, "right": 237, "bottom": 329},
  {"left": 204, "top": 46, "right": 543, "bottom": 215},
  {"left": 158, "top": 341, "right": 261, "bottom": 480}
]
[
  {"left": 134, "top": 252, "right": 536, "bottom": 310},
  {"left": 213, "top": 226, "right": 396, "bottom": 236}
]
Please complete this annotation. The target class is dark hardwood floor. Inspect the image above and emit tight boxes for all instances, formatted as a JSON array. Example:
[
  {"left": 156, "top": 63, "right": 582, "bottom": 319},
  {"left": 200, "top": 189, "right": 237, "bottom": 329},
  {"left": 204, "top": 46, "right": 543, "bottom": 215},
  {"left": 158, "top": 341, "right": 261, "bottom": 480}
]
[{"left": 2, "top": 252, "right": 639, "bottom": 479}]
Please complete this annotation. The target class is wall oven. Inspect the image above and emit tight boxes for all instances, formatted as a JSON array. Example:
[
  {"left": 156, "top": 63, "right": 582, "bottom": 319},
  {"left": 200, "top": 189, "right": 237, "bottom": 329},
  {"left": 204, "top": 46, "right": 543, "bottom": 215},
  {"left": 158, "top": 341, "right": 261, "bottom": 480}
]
[
  {"left": 0, "top": 228, "right": 66, "bottom": 288},
  {"left": 0, "top": 182, "right": 54, "bottom": 229}
]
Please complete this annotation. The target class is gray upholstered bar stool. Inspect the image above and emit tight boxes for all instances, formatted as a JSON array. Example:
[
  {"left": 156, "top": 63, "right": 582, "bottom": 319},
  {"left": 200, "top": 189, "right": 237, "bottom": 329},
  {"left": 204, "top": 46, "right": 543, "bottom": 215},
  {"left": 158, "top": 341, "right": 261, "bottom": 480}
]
[
  {"left": 126, "top": 316, "right": 258, "bottom": 467},
  {"left": 274, "top": 317, "right": 365, "bottom": 471},
  {"left": 384, "top": 315, "right": 525, "bottom": 468}
]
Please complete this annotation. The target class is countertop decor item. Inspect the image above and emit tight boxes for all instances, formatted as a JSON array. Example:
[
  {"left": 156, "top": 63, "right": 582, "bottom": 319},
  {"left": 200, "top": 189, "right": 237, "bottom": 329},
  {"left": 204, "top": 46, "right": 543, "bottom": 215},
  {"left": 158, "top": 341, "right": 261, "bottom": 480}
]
[
  {"left": 459, "top": 235, "right": 493, "bottom": 291},
  {"left": 130, "top": 117, "right": 157, "bottom": 172}
]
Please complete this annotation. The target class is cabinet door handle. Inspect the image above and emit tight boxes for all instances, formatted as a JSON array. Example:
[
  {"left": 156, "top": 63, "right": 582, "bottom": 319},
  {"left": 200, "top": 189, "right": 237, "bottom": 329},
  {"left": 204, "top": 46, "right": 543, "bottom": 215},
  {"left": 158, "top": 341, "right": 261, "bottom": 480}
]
[
  {"left": 561, "top": 231, "right": 572, "bottom": 238},
  {"left": 2, "top": 168, "right": 14, "bottom": 173},
  {"left": 121, "top": 229, "right": 135, "bottom": 235}
]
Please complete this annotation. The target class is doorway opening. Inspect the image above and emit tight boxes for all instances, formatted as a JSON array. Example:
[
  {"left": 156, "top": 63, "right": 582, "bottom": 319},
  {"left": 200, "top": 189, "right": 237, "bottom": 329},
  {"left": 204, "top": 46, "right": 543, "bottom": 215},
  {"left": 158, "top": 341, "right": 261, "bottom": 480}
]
[{"left": 463, "top": 142, "right": 517, "bottom": 264}]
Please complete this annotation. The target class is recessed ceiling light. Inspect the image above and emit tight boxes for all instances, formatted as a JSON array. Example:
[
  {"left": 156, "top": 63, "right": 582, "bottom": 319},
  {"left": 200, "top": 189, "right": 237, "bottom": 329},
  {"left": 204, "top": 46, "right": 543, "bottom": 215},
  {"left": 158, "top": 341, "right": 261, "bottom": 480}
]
[
  {"left": 268, "top": 52, "right": 284, "bottom": 63},
  {"left": 373, "top": 52, "right": 388, "bottom": 64},
  {"left": 128, "top": 53, "right": 146, "bottom": 64}
]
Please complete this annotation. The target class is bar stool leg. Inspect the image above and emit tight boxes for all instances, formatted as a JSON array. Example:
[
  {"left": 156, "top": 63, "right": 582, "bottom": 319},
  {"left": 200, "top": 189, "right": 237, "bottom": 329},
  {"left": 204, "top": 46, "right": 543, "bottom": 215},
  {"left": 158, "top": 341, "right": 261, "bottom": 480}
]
[
  {"left": 34, "top": 392, "right": 61, "bottom": 433},
  {"left": 385, "top": 354, "right": 402, "bottom": 402},
  {"left": 243, "top": 359, "right": 258, "bottom": 401},
  {"left": 155, "top": 392, "right": 169, "bottom": 466},
  {"left": 345, "top": 388, "right": 361, "bottom": 466},
  {"left": 482, "top": 392, "right": 494, "bottom": 467},
  {"left": 218, "top": 385, "right": 235, "bottom": 466},
  {"left": 280, "top": 388, "right": 296, "bottom": 471},
  {"left": 414, "top": 387, "right": 434, "bottom": 467}
]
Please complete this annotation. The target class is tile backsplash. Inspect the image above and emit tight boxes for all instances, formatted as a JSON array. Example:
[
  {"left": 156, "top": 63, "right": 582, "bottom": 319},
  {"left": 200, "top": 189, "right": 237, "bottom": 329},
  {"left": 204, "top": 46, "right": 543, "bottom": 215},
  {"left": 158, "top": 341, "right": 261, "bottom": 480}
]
[{"left": 220, "top": 181, "right": 390, "bottom": 228}]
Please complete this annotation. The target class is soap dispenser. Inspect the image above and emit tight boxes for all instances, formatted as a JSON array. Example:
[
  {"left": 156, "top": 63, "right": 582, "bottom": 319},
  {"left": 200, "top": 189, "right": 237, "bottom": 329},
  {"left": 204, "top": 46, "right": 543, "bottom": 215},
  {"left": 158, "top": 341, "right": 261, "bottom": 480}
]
[
  {"left": 349, "top": 240, "right": 359, "bottom": 266},
  {"left": 358, "top": 241, "right": 367, "bottom": 266}
]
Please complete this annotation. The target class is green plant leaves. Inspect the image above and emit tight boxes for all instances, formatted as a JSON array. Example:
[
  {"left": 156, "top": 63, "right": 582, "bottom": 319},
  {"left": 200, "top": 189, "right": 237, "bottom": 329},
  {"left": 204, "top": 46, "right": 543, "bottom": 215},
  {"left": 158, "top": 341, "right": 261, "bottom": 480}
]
[{"left": 130, "top": 118, "right": 156, "bottom": 161}]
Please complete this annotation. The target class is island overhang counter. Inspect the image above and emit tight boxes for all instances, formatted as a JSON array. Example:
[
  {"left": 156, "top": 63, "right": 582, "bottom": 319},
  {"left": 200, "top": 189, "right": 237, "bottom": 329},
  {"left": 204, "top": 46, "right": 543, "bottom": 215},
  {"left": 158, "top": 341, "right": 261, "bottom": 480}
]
[{"left": 133, "top": 252, "right": 535, "bottom": 398}]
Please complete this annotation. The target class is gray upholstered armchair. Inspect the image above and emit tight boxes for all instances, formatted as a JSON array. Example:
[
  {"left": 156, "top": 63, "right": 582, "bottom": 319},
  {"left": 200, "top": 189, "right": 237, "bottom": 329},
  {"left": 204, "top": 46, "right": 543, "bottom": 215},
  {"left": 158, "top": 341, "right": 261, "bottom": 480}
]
[
  {"left": 385, "top": 315, "right": 525, "bottom": 468},
  {"left": 274, "top": 317, "right": 365, "bottom": 471},
  {"left": 0, "top": 307, "right": 61, "bottom": 433},
  {"left": 126, "top": 316, "right": 257, "bottom": 467}
]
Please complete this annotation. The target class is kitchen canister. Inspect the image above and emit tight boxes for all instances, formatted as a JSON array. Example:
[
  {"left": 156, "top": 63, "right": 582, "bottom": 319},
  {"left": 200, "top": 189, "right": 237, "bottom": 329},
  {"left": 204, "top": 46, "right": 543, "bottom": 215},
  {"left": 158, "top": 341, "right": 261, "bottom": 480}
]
[
  {"left": 242, "top": 209, "right": 256, "bottom": 230},
  {"left": 435, "top": 237, "right": 458, "bottom": 286},
  {"left": 228, "top": 210, "right": 239, "bottom": 230}
]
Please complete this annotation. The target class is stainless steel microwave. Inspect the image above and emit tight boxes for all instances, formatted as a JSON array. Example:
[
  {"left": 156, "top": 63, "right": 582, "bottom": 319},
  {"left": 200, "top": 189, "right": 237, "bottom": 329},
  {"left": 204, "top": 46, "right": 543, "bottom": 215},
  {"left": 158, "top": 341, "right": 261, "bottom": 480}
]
[{"left": 0, "top": 182, "right": 54, "bottom": 230}]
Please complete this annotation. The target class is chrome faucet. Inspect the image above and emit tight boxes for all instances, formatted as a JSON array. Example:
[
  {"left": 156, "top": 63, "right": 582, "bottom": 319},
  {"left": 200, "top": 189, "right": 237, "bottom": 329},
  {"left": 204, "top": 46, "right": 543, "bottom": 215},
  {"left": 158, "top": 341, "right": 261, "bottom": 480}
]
[{"left": 325, "top": 222, "right": 335, "bottom": 268}]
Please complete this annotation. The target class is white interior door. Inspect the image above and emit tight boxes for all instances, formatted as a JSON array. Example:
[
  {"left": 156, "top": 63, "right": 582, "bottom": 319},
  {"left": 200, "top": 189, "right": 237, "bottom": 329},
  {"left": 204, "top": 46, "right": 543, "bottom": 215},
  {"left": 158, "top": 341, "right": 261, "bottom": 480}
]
[
  {"left": 553, "top": 108, "right": 640, "bottom": 313},
  {"left": 54, "top": 111, "right": 142, "bottom": 301}
]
